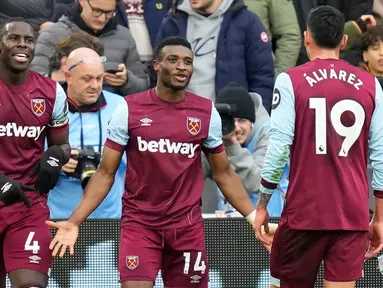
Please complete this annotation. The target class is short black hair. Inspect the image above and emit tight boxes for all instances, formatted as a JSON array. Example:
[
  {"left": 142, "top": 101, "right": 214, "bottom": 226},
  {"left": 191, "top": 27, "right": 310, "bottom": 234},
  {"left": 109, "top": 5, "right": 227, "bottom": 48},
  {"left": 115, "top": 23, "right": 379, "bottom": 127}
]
[
  {"left": 154, "top": 36, "right": 192, "bottom": 60},
  {"left": 0, "top": 17, "right": 34, "bottom": 39},
  {"left": 307, "top": 6, "right": 345, "bottom": 49},
  {"left": 362, "top": 25, "right": 383, "bottom": 51}
]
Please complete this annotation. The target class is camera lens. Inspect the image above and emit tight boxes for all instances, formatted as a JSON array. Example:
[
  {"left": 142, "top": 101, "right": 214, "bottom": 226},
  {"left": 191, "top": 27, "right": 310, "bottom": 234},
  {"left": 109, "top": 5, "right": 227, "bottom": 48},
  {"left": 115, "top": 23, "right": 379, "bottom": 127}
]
[{"left": 80, "top": 162, "right": 97, "bottom": 189}]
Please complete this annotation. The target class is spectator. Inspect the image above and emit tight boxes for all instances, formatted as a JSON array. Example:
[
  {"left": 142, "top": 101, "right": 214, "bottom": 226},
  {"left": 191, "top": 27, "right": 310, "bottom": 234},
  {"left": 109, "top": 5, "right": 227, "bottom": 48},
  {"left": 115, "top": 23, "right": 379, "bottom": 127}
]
[
  {"left": 244, "top": 0, "right": 301, "bottom": 77},
  {"left": 121, "top": 0, "right": 171, "bottom": 62},
  {"left": 31, "top": 0, "right": 149, "bottom": 96},
  {"left": 48, "top": 47, "right": 126, "bottom": 219},
  {"left": 292, "top": 0, "right": 373, "bottom": 65},
  {"left": 155, "top": 0, "right": 274, "bottom": 113},
  {"left": 49, "top": 29, "right": 105, "bottom": 83},
  {"left": 202, "top": 83, "right": 287, "bottom": 217},
  {"left": 0, "top": 0, "right": 69, "bottom": 33},
  {"left": 361, "top": 25, "right": 383, "bottom": 77}
]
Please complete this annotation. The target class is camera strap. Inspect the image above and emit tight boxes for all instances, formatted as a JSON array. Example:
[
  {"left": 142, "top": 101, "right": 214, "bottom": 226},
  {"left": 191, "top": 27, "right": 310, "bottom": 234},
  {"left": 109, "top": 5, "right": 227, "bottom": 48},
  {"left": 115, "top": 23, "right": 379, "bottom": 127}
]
[{"left": 79, "top": 110, "right": 103, "bottom": 153}]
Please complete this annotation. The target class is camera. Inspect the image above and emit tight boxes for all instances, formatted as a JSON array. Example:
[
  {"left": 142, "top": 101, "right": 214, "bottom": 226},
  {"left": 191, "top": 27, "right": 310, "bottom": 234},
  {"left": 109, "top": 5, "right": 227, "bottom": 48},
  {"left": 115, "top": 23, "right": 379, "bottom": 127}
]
[
  {"left": 72, "top": 146, "right": 101, "bottom": 189},
  {"left": 215, "top": 103, "right": 235, "bottom": 136}
]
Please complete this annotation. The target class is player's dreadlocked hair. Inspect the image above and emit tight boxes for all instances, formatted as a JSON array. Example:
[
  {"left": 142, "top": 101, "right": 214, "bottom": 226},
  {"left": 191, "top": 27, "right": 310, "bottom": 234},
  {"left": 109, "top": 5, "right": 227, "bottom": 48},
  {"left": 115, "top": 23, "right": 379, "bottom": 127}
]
[
  {"left": 307, "top": 6, "right": 345, "bottom": 49},
  {"left": 154, "top": 36, "right": 192, "bottom": 60},
  {"left": 49, "top": 29, "right": 105, "bottom": 72},
  {"left": 0, "top": 17, "right": 34, "bottom": 39}
]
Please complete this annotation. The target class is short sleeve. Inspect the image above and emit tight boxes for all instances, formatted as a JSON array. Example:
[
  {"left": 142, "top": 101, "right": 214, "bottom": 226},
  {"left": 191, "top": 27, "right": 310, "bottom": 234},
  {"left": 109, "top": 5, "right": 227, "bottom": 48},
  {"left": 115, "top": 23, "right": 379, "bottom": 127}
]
[
  {"left": 202, "top": 102, "right": 224, "bottom": 154},
  {"left": 105, "top": 99, "right": 129, "bottom": 152},
  {"left": 49, "top": 82, "right": 69, "bottom": 127},
  {"left": 369, "top": 77, "right": 383, "bottom": 197}
]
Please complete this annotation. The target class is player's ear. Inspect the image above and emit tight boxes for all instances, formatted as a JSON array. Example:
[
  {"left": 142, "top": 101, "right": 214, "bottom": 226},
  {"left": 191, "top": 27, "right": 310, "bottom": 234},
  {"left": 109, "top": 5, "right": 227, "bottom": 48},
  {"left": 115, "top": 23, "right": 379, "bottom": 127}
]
[
  {"left": 153, "top": 59, "right": 160, "bottom": 72},
  {"left": 339, "top": 34, "right": 348, "bottom": 51},
  {"left": 303, "top": 31, "right": 309, "bottom": 47}
]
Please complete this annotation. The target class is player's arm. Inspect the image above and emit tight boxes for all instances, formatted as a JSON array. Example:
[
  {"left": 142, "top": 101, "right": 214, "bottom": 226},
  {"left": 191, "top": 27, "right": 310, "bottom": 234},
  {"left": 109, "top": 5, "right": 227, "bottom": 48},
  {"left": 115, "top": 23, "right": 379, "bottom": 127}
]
[
  {"left": 257, "top": 72, "right": 295, "bottom": 210},
  {"left": 68, "top": 99, "right": 129, "bottom": 227},
  {"left": 369, "top": 78, "right": 383, "bottom": 223},
  {"left": 46, "top": 82, "right": 71, "bottom": 160},
  {"left": 204, "top": 103, "right": 256, "bottom": 222}
]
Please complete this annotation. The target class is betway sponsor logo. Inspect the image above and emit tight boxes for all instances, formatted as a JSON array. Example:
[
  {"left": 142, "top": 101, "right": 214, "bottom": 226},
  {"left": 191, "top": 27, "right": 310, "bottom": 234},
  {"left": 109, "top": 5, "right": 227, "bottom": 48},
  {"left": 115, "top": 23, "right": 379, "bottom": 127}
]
[
  {"left": 0, "top": 122, "right": 45, "bottom": 140},
  {"left": 137, "top": 136, "right": 199, "bottom": 159}
]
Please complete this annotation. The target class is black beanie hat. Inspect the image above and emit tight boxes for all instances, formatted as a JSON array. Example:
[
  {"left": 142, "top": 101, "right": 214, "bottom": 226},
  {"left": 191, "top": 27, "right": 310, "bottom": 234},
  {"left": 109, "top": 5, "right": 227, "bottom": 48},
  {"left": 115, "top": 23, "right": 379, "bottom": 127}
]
[{"left": 216, "top": 82, "right": 255, "bottom": 123}]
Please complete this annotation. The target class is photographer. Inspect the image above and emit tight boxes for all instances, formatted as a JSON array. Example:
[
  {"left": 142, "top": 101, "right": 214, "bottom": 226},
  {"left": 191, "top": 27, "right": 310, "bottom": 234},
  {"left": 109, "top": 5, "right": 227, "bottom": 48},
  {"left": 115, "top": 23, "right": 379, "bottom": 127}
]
[
  {"left": 203, "top": 83, "right": 287, "bottom": 216},
  {"left": 48, "top": 47, "right": 126, "bottom": 219}
]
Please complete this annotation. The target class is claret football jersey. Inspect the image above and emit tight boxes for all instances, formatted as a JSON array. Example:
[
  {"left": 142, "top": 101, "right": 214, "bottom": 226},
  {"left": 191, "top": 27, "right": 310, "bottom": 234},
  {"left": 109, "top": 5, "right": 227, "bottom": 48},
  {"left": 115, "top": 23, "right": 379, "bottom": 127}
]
[
  {"left": 106, "top": 89, "right": 224, "bottom": 229},
  {"left": 0, "top": 71, "right": 68, "bottom": 207},
  {"left": 261, "top": 59, "right": 383, "bottom": 231}
]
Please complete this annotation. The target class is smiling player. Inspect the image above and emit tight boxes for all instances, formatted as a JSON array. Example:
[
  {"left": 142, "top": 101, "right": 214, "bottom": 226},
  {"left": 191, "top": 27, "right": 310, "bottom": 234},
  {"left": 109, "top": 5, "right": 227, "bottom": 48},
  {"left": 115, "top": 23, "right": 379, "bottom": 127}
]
[
  {"left": 0, "top": 18, "right": 70, "bottom": 288},
  {"left": 47, "top": 36, "right": 257, "bottom": 288}
]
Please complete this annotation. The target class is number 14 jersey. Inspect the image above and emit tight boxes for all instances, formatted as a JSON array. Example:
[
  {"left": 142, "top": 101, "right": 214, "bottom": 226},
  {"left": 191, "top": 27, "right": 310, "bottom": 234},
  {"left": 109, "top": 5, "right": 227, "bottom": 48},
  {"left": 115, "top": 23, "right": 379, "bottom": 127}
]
[{"left": 261, "top": 58, "right": 383, "bottom": 231}]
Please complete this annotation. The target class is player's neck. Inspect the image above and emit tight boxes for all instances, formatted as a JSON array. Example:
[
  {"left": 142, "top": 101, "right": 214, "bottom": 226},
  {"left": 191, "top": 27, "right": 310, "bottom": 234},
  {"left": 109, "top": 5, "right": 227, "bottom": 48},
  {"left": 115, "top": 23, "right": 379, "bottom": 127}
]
[
  {"left": 155, "top": 85, "right": 185, "bottom": 103},
  {"left": 309, "top": 49, "right": 340, "bottom": 61},
  {"left": 0, "top": 67, "right": 29, "bottom": 86}
]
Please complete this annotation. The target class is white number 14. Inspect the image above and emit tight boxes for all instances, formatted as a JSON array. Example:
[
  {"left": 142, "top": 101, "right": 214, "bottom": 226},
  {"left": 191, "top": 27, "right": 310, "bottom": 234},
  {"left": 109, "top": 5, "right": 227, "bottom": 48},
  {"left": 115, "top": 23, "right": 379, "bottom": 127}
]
[
  {"left": 183, "top": 252, "right": 206, "bottom": 274},
  {"left": 309, "top": 98, "right": 365, "bottom": 157}
]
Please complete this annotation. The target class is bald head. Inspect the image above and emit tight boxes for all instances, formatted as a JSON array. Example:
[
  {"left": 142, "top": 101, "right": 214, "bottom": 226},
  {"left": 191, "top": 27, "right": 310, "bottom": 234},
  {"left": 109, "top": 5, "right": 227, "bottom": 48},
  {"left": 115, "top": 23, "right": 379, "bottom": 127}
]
[{"left": 65, "top": 47, "right": 105, "bottom": 106}]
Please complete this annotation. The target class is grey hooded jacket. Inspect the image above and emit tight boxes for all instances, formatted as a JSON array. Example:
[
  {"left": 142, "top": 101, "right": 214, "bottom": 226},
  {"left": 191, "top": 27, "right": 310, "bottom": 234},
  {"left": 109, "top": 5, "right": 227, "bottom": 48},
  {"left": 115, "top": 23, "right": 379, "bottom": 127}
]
[
  {"left": 202, "top": 92, "right": 269, "bottom": 192},
  {"left": 31, "top": 9, "right": 149, "bottom": 96}
]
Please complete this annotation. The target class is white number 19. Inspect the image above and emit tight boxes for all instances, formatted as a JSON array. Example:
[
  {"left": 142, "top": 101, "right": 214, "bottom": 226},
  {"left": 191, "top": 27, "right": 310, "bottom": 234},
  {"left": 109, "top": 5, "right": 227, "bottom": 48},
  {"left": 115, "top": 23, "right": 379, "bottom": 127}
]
[{"left": 309, "top": 98, "right": 365, "bottom": 157}]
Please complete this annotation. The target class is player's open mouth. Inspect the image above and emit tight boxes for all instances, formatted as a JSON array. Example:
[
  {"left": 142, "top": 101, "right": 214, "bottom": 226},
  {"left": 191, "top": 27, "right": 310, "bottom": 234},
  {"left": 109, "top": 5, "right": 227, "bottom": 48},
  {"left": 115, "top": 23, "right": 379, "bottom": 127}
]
[
  {"left": 174, "top": 75, "right": 187, "bottom": 82},
  {"left": 378, "top": 60, "right": 383, "bottom": 66},
  {"left": 12, "top": 53, "right": 29, "bottom": 63}
]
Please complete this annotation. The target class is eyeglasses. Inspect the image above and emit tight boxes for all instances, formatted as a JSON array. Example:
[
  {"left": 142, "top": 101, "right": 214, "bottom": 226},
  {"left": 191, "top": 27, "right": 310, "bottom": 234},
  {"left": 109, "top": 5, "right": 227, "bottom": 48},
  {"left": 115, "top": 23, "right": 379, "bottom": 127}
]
[
  {"left": 87, "top": 0, "right": 116, "bottom": 18},
  {"left": 67, "top": 56, "right": 107, "bottom": 71}
]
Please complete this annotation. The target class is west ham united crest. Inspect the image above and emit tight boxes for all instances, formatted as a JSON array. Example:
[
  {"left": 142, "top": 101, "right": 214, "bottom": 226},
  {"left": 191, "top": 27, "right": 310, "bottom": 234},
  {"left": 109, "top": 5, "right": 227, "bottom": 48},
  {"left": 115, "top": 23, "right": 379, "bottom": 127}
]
[
  {"left": 31, "top": 99, "right": 46, "bottom": 117},
  {"left": 187, "top": 117, "right": 201, "bottom": 135},
  {"left": 126, "top": 256, "right": 139, "bottom": 270}
]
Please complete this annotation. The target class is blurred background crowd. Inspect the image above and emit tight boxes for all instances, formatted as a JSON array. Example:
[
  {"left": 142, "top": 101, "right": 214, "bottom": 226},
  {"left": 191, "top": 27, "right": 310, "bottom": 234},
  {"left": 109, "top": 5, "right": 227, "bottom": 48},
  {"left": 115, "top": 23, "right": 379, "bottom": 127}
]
[{"left": 2, "top": 0, "right": 379, "bottom": 219}]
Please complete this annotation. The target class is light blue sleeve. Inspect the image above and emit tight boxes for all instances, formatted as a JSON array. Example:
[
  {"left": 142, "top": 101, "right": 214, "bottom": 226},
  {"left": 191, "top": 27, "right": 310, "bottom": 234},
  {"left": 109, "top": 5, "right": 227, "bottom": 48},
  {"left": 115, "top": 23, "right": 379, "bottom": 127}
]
[
  {"left": 369, "top": 78, "right": 383, "bottom": 191},
  {"left": 106, "top": 100, "right": 129, "bottom": 146},
  {"left": 261, "top": 72, "right": 295, "bottom": 194},
  {"left": 49, "top": 82, "right": 69, "bottom": 127},
  {"left": 203, "top": 102, "right": 223, "bottom": 149}
]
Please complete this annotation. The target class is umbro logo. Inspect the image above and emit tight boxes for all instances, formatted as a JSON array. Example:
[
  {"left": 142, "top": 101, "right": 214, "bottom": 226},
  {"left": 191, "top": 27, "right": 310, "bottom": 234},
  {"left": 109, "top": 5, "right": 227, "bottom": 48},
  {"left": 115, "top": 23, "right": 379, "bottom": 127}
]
[
  {"left": 1, "top": 182, "right": 12, "bottom": 193},
  {"left": 140, "top": 118, "right": 152, "bottom": 127},
  {"left": 47, "top": 157, "right": 59, "bottom": 167}
]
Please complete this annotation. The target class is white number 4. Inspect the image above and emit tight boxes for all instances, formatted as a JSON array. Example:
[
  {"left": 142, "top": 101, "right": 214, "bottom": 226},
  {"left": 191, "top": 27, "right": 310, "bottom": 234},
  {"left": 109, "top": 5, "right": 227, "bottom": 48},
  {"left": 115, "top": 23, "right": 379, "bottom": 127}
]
[
  {"left": 309, "top": 98, "right": 365, "bottom": 157},
  {"left": 24, "top": 231, "right": 40, "bottom": 254},
  {"left": 183, "top": 252, "right": 206, "bottom": 274}
]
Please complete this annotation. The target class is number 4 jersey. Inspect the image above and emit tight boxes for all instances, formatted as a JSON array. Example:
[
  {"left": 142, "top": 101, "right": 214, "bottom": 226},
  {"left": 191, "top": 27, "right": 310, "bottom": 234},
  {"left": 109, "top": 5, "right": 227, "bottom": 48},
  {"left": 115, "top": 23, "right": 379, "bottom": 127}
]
[{"left": 261, "top": 58, "right": 383, "bottom": 231}]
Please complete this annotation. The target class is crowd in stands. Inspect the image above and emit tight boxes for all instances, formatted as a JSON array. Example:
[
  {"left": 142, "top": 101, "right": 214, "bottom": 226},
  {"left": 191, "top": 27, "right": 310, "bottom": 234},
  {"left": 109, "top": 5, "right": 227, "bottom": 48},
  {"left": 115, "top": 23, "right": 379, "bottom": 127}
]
[{"left": 0, "top": 0, "right": 380, "bottom": 218}]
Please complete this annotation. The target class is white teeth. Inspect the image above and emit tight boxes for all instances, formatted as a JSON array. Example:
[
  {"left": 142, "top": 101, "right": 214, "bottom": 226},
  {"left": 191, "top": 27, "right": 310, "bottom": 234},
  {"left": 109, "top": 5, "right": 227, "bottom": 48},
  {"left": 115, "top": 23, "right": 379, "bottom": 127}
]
[{"left": 15, "top": 54, "right": 27, "bottom": 58}]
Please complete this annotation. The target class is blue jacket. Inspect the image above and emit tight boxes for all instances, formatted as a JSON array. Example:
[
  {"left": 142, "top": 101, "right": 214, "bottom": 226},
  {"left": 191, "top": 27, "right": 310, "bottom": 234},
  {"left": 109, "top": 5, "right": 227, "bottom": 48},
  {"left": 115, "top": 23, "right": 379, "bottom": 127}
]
[
  {"left": 116, "top": 0, "right": 170, "bottom": 48},
  {"left": 156, "top": 0, "right": 274, "bottom": 113},
  {"left": 48, "top": 90, "right": 126, "bottom": 219}
]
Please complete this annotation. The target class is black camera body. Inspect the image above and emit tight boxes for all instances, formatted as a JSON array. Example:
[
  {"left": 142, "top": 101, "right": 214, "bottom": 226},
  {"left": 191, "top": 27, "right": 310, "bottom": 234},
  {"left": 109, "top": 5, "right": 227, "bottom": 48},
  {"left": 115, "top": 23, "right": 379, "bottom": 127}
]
[
  {"left": 72, "top": 145, "right": 101, "bottom": 189},
  {"left": 215, "top": 103, "right": 235, "bottom": 136}
]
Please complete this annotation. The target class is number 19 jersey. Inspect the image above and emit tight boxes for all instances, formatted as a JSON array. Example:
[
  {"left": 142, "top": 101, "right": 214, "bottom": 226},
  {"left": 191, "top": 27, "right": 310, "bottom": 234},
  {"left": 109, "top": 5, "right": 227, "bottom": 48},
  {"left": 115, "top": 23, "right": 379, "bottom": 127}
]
[{"left": 261, "top": 58, "right": 383, "bottom": 231}]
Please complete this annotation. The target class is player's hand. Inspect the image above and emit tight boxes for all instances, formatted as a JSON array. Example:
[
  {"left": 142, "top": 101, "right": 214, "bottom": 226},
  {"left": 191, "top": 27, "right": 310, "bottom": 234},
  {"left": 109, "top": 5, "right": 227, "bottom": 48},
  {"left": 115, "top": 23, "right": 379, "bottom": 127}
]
[
  {"left": 32, "top": 145, "right": 67, "bottom": 195},
  {"left": 254, "top": 207, "right": 271, "bottom": 246},
  {"left": 62, "top": 150, "right": 79, "bottom": 174},
  {"left": 0, "top": 174, "right": 33, "bottom": 208},
  {"left": 104, "top": 63, "right": 128, "bottom": 87},
  {"left": 361, "top": 15, "right": 377, "bottom": 27},
  {"left": 46, "top": 220, "right": 79, "bottom": 257},
  {"left": 365, "top": 221, "right": 383, "bottom": 259},
  {"left": 260, "top": 223, "right": 278, "bottom": 253}
]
